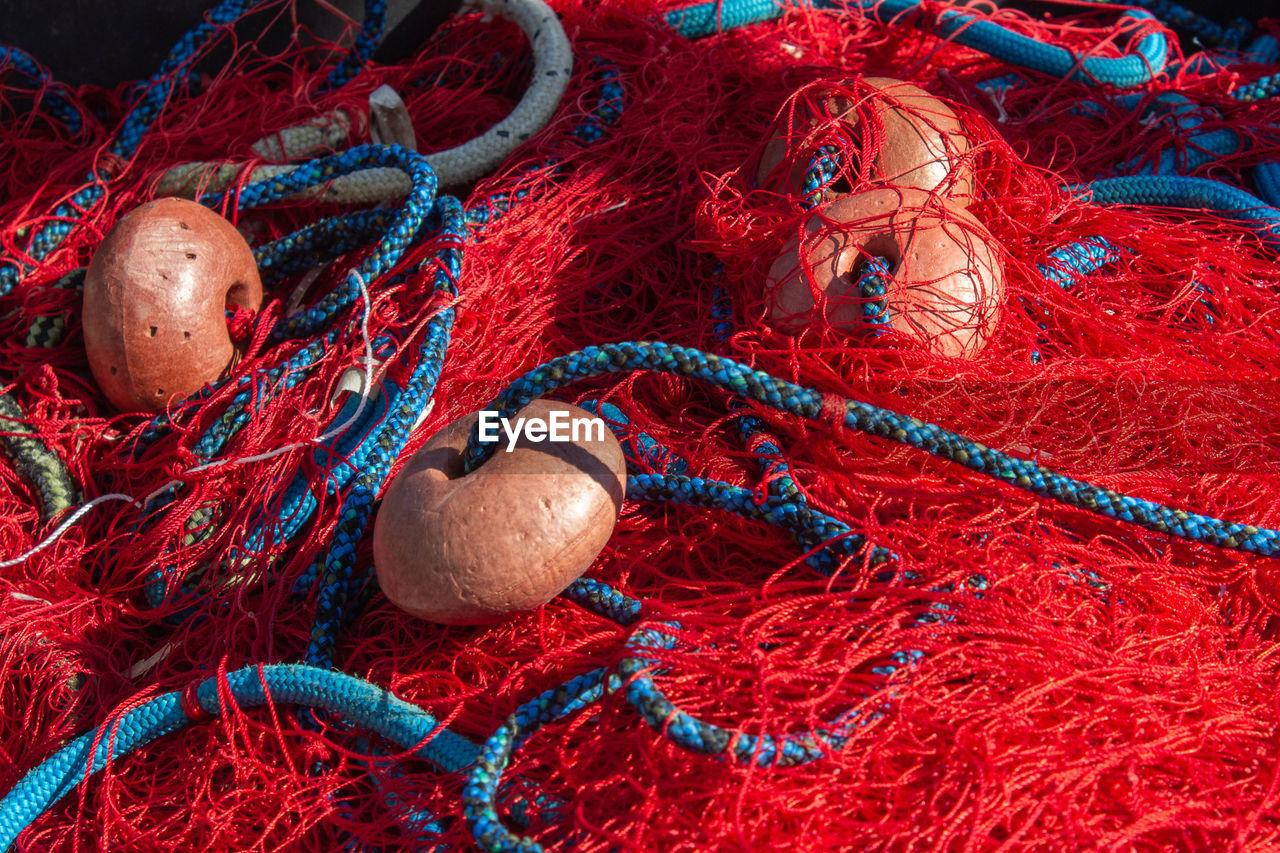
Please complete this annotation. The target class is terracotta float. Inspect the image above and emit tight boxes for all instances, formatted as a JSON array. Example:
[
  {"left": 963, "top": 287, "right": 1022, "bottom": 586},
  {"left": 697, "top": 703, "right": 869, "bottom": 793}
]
[
  {"left": 373, "top": 399, "right": 626, "bottom": 625},
  {"left": 757, "top": 76, "right": 974, "bottom": 203},
  {"left": 82, "top": 197, "right": 262, "bottom": 413},
  {"left": 765, "top": 186, "right": 1005, "bottom": 358}
]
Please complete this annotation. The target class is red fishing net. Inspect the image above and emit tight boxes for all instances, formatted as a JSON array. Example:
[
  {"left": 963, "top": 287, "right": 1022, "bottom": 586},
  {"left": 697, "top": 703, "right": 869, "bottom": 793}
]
[{"left": 3, "top": 0, "right": 1280, "bottom": 849}]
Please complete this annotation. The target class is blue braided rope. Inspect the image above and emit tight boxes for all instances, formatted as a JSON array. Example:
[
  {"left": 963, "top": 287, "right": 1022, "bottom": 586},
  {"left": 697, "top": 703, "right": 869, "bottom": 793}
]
[
  {"left": 1231, "top": 74, "right": 1280, "bottom": 102},
  {"left": 664, "top": 0, "right": 784, "bottom": 36},
  {"left": 0, "top": 46, "right": 85, "bottom": 134},
  {"left": 1040, "top": 236, "right": 1122, "bottom": 291},
  {"left": 578, "top": 400, "right": 687, "bottom": 476},
  {"left": 321, "top": 0, "right": 387, "bottom": 92},
  {"left": 1078, "top": 175, "right": 1280, "bottom": 250},
  {"left": 1255, "top": 161, "right": 1280, "bottom": 208},
  {"left": 144, "top": 370, "right": 394, "bottom": 612},
  {"left": 255, "top": 209, "right": 397, "bottom": 283},
  {"left": 302, "top": 315, "right": 453, "bottom": 669},
  {"left": 736, "top": 413, "right": 804, "bottom": 501},
  {"left": 563, "top": 577, "right": 643, "bottom": 625},
  {"left": 569, "top": 59, "right": 624, "bottom": 145},
  {"left": 0, "top": 664, "right": 479, "bottom": 851},
  {"left": 617, "top": 623, "right": 871, "bottom": 766},
  {"left": 464, "top": 669, "right": 609, "bottom": 852},
  {"left": 707, "top": 263, "right": 846, "bottom": 565},
  {"left": 462, "top": 342, "right": 1280, "bottom": 557},
  {"left": 1068, "top": 93, "right": 1243, "bottom": 179},
  {"left": 799, "top": 144, "right": 844, "bottom": 207},
  {"left": 1245, "top": 33, "right": 1280, "bottom": 64},
  {"left": 303, "top": 197, "right": 466, "bottom": 670},
  {"left": 199, "top": 145, "right": 440, "bottom": 331},
  {"left": 629, "top": 472, "right": 894, "bottom": 571},
  {"left": 1113, "top": 0, "right": 1251, "bottom": 49},
  {"left": 461, "top": 564, "right": 993, "bottom": 853},
  {"left": 852, "top": 255, "right": 893, "bottom": 327}
]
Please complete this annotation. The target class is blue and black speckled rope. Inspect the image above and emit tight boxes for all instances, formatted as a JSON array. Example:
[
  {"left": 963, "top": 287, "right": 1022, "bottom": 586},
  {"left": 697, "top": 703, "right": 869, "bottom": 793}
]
[
  {"left": 302, "top": 196, "right": 465, "bottom": 660},
  {"left": 463, "top": 341, "right": 1280, "bottom": 557},
  {"left": 628, "top": 472, "right": 893, "bottom": 570},
  {"left": 1111, "top": 0, "right": 1252, "bottom": 49}
]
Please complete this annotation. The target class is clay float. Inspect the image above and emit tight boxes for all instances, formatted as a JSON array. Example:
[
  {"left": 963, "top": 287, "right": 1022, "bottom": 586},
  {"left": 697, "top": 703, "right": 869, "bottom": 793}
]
[
  {"left": 373, "top": 400, "right": 626, "bottom": 625},
  {"left": 83, "top": 197, "right": 262, "bottom": 413},
  {"left": 766, "top": 187, "right": 1005, "bottom": 358},
  {"left": 757, "top": 76, "right": 974, "bottom": 202}
]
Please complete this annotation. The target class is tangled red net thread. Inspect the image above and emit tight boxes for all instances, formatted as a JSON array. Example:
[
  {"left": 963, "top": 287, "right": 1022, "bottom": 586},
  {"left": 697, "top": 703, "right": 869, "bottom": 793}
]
[{"left": 2, "top": 0, "right": 1280, "bottom": 849}]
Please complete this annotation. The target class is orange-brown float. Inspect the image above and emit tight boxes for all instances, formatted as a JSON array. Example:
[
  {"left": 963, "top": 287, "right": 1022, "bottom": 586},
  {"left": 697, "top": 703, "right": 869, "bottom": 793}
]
[
  {"left": 765, "top": 186, "right": 1005, "bottom": 358},
  {"left": 83, "top": 197, "right": 262, "bottom": 412},
  {"left": 756, "top": 76, "right": 974, "bottom": 203},
  {"left": 372, "top": 400, "right": 626, "bottom": 625}
]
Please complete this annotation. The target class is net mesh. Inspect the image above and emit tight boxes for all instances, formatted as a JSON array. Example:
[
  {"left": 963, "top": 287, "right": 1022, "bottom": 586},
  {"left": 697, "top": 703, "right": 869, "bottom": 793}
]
[{"left": 3, "top": 0, "right": 1280, "bottom": 849}]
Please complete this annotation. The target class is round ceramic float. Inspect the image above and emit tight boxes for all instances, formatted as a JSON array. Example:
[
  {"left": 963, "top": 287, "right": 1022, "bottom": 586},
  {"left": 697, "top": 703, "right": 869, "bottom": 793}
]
[
  {"left": 82, "top": 197, "right": 262, "bottom": 413},
  {"left": 765, "top": 186, "right": 1005, "bottom": 358},
  {"left": 373, "top": 399, "right": 627, "bottom": 625},
  {"left": 757, "top": 77, "right": 974, "bottom": 203}
]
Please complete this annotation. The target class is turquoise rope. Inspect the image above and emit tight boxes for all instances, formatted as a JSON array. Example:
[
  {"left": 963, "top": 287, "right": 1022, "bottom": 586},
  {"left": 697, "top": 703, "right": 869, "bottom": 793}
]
[
  {"left": 0, "top": 665, "right": 479, "bottom": 850},
  {"left": 665, "top": 0, "right": 1168, "bottom": 88},
  {"left": 1078, "top": 175, "right": 1280, "bottom": 250}
]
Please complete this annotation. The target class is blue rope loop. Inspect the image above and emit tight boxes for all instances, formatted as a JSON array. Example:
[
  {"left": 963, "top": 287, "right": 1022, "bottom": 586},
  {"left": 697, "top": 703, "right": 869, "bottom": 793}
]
[
  {"left": 459, "top": 341, "right": 1280, "bottom": 557},
  {"left": 464, "top": 668, "right": 609, "bottom": 853},
  {"left": 666, "top": 0, "right": 1168, "bottom": 87},
  {"left": 0, "top": 664, "right": 480, "bottom": 850},
  {"left": 617, "top": 622, "right": 871, "bottom": 766},
  {"left": 1075, "top": 175, "right": 1280, "bottom": 251}
]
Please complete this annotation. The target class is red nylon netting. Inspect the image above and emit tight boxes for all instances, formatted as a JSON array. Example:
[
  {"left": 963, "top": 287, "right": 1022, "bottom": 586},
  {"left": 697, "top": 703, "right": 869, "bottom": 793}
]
[{"left": 3, "top": 0, "right": 1280, "bottom": 849}]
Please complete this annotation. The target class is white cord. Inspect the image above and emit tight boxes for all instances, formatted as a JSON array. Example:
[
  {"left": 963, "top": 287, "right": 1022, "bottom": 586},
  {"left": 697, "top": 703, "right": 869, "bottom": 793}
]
[{"left": 0, "top": 493, "right": 137, "bottom": 568}]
